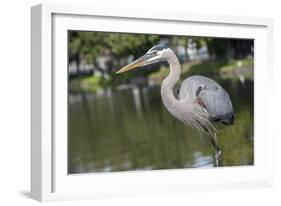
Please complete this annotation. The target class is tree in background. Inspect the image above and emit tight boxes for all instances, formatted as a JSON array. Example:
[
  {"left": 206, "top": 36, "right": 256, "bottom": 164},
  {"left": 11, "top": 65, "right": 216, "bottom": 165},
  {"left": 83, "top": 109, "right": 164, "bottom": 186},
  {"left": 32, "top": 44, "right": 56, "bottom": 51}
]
[
  {"left": 69, "top": 31, "right": 253, "bottom": 84},
  {"left": 69, "top": 31, "right": 161, "bottom": 74}
]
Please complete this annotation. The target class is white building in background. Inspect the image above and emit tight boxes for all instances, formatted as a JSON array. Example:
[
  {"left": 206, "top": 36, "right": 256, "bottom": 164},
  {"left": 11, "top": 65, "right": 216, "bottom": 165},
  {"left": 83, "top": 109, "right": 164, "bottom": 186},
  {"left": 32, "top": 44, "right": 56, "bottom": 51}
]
[
  {"left": 69, "top": 55, "right": 112, "bottom": 76},
  {"left": 187, "top": 40, "right": 209, "bottom": 62},
  {"left": 68, "top": 61, "right": 78, "bottom": 75},
  {"left": 198, "top": 45, "right": 210, "bottom": 60},
  {"left": 96, "top": 55, "right": 112, "bottom": 72},
  {"left": 69, "top": 61, "right": 95, "bottom": 76},
  {"left": 175, "top": 40, "right": 210, "bottom": 63}
]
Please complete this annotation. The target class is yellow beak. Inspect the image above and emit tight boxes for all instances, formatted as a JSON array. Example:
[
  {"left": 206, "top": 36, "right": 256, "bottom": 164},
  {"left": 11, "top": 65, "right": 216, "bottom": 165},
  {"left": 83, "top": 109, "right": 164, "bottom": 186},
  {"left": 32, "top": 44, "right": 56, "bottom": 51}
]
[{"left": 115, "top": 56, "right": 147, "bottom": 74}]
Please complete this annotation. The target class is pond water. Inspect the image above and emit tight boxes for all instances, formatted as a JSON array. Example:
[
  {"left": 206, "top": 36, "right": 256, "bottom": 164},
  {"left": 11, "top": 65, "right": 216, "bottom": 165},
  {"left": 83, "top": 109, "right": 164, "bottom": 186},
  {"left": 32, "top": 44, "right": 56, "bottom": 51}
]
[{"left": 68, "top": 79, "right": 254, "bottom": 174}]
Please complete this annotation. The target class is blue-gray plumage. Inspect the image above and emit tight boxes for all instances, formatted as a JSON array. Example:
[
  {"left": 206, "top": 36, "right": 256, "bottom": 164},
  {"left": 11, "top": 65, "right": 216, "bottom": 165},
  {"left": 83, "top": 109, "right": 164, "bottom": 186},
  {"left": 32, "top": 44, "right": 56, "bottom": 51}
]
[
  {"left": 178, "top": 75, "right": 234, "bottom": 125},
  {"left": 116, "top": 45, "right": 234, "bottom": 166}
]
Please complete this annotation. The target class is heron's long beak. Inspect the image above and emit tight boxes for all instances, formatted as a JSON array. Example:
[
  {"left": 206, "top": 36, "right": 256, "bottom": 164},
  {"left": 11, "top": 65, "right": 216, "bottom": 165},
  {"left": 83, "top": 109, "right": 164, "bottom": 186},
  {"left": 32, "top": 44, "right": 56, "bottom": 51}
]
[{"left": 115, "top": 55, "right": 148, "bottom": 74}]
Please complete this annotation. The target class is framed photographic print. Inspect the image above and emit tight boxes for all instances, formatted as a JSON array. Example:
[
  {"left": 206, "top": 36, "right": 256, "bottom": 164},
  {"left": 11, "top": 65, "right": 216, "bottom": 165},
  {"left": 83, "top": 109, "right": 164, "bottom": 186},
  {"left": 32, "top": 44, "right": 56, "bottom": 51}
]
[{"left": 31, "top": 3, "right": 274, "bottom": 201}]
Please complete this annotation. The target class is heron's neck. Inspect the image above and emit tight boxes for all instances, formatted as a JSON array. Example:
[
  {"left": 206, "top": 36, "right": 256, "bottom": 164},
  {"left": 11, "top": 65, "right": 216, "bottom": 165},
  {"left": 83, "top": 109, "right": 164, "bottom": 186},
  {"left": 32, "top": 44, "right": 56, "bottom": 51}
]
[{"left": 161, "top": 51, "right": 182, "bottom": 119}]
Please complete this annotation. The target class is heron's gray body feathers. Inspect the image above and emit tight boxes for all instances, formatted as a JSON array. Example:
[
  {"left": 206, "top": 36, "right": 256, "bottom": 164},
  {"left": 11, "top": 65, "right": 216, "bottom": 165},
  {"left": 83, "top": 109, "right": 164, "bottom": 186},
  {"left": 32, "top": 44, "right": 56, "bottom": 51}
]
[{"left": 178, "top": 75, "right": 234, "bottom": 125}]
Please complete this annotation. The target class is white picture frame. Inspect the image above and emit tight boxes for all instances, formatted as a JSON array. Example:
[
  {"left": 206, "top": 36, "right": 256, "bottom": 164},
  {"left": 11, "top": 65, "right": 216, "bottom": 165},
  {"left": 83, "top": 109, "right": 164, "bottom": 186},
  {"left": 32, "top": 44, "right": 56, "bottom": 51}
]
[{"left": 31, "top": 3, "right": 274, "bottom": 202}]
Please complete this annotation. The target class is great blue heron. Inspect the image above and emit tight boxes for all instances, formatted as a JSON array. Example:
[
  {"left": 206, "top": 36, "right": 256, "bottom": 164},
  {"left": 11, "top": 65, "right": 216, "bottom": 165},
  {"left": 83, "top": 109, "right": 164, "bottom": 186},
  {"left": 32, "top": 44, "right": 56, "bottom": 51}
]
[{"left": 116, "top": 45, "right": 234, "bottom": 167}]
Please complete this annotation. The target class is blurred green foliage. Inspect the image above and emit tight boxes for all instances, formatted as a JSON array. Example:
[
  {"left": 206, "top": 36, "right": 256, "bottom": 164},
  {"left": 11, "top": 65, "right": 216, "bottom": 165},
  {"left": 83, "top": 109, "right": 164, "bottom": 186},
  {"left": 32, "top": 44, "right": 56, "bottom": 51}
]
[
  {"left": 68, "top": 31, "right": 236, "bottom": 69},
  {"left": 68, "top": 31, "right": 253, "bottom": 92},
  {"left": 69, "top": 31, "right": 161, "bottom": 64}
]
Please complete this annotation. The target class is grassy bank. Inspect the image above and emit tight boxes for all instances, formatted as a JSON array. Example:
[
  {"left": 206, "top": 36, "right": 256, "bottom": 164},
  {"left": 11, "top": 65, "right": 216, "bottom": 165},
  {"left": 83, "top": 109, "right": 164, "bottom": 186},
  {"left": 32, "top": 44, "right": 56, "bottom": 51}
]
[
  {"left": 69, "top": 58, "right": 253, "bottom": 92},
  {"left": 149, "top": 58, "right": 253, "bottom": 82},
  {"left": 69, "top": 75, "right": 111, "bottom": 92}
]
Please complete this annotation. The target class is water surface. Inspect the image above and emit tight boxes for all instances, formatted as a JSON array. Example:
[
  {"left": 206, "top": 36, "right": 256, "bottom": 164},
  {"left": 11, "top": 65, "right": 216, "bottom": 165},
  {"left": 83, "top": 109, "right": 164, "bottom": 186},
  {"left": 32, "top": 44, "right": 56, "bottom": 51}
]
[{"left": 68, "top": 79, "right": 254, "bottom": 174}]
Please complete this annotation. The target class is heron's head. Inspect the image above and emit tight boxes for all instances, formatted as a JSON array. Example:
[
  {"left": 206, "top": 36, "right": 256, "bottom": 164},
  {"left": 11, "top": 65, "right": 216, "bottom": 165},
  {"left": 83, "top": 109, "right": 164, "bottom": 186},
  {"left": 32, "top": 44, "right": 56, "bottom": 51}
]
[{"left": 116, "top": 45, "right": 170, "bottom": 74}]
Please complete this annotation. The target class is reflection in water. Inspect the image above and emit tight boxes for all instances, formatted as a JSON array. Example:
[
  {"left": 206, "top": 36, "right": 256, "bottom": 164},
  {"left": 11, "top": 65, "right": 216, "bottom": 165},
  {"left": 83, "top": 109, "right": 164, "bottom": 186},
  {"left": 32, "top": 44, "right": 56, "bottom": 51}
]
[
  {"left": 191, "top": 152, "right": 213, "bottom": 168},
  {"left": 68, "top": 79, "right": 254, "bottom": 174},
  {"left": 132, "top": 86, "right": 142, "bottom": 116}
]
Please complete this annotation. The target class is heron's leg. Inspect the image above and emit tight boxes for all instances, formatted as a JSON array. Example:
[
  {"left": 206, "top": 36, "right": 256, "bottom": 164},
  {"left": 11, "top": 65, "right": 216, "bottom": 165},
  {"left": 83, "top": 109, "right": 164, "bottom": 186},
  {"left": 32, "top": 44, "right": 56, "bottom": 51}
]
[{"left": 208, "top": 133, "right": 222, "bottom": 167}]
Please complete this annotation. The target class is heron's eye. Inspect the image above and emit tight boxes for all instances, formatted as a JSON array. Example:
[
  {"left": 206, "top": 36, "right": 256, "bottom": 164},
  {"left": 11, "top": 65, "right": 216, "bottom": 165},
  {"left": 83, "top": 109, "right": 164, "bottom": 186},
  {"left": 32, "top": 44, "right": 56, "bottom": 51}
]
[
  {"left": 148, "top": 51, "right": 155, "bottom": 54},
  {"left": 152, "top": 51, "right": 158, "bottom": 55},
  {"left": 147, "top": 50, "right": 157, "bottom": 57}
]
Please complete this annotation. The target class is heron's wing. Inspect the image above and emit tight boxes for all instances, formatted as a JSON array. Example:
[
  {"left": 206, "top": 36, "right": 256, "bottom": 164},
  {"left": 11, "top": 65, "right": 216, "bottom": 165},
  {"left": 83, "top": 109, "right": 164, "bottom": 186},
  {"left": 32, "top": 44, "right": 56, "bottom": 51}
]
[
  {"left": 178, "top": 75, "right": 234, "bottom": 125},
  {"left": 196, "top": 83, "right": 234, "bottom": 124}
]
